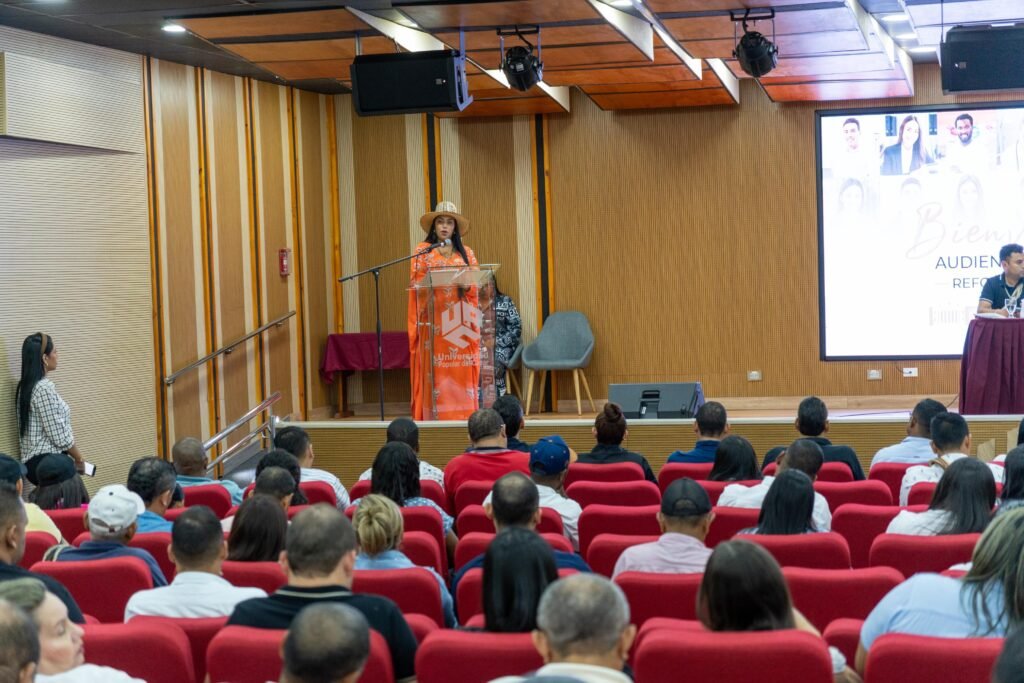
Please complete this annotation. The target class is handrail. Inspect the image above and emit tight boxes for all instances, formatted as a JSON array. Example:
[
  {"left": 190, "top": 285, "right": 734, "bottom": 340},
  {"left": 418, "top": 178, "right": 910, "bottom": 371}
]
[
  {"left": 205, "top": 391, "right": 281, "bottom": 473},
  {"left": 164, "top": 311, "right": 295, "bottom": 385}
]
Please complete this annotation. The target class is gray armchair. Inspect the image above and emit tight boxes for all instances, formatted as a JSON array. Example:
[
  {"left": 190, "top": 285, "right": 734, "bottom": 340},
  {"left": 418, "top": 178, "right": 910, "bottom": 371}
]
[{"left": 522, "top": 311, "right": 596, "bottom": 415}]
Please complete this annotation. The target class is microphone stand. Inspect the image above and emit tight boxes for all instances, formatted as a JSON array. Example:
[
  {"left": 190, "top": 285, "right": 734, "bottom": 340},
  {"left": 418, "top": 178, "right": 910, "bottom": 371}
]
[{"left": 339, "top": 242, "right": 445, "bottom": 421}]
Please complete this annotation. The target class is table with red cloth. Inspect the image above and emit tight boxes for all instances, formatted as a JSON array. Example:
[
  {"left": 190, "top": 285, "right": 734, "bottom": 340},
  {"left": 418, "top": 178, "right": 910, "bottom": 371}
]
[
  {"left": 320, "top": 332, "right": 410, "bottom": 415},
  {"left": 960, "top": 317, "right": 1024, "bottom": 415}
]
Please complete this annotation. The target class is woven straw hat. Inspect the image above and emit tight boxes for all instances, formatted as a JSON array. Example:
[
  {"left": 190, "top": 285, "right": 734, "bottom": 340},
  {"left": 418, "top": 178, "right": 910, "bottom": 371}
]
[{"left": 419, "top": 200, "right": 470, "bottom": 236}]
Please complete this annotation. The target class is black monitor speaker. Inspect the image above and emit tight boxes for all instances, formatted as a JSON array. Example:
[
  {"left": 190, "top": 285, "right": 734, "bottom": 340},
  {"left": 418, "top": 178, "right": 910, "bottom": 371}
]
[
  {"left": 608, "top": 382, "right": 705, "bottom": 420},
  {"left": 350, "top": 50, "right": 473, "bottom": 116},
  {"left": 941, "top": 24, "right": 1024, "bottom": 94}
]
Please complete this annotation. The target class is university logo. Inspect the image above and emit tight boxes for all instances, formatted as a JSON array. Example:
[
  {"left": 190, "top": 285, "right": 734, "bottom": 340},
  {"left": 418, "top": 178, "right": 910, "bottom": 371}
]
[{"left": 441, "top": 301, "right": 481, "bottom": 348}]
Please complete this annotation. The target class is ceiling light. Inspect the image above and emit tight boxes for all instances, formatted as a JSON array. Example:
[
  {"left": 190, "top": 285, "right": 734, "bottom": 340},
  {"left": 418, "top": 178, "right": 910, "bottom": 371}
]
[
  {"left": 497, "top": 26, "right": 543, "bottom": 92},
  {"left": 895, "top": 33, "right": 917, "bottom": 40},
  {"left": 881, "top": 14, "right": 909, "bottom": 23},
  {"left": 907, "top": 45, "right": 936, "bottom": 53},
  {"left": 162, "top": 24, "right": 187, "bottom": 33},
  {"left": 610, "top": 0, "right": 633, "bottom": 7},
  {"left": 731, "top": 9, "right": 778, "bottom": 78}
]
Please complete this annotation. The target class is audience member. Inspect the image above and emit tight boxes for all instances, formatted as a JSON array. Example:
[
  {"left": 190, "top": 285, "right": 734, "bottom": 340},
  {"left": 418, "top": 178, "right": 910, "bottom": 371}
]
[
  {"left": 887, "top": 457, "right": 994, "bottom": 535},
  {"left": 227, "top": 494, "right": 288, "bottom": 563},
  {"left": 358, "top": 417, "right": 445, "bottom": 488},
  {"left": 612, "top": 478, "right": 713, "bottom": 578},
  {"left": 667, "top": 401, "right": 729, "bottom": 464},
  {"left": 740, "top": 469, "right": 818, "bottom": 535},
  {"left": 223, "top": 466, "right": 295, "bottom": 533},
  {"left": 856, "top": 508, "right": 1024, "bottom": 673},
  {"left": 484, "top": 436, "right": 582, "bottom": 551},
  {"left": 28, "top": 454, "right": 89, "bottom": 511},
  {"left": 576, "top": 403, "right": 656, "bottom": 483},
  {"left": 279, "top": 603, "right": 370, "bottom": 683},
  {"left": 993, "top": 626, "right": 1024, "bottom": 683},
  {"left": 762, "top": 397, "right": 865, "bottom": 480},
  {"left": 718, "top": 439, "right": 833, "bottom": 531},
  {"left": 996, "top": 445, "right": 1024, "bottom": 516},
  {"left": 451, "top": 473, "right": 590, "bottom": 598},
  {"left": 496, "top": 574, "right": 636, "bottom": 683},
  {"left": 0, "top": 453, "right": 62, "bottom": 543},
  {"left": 255, "top": 450, "right": 309, "bottom": 506},
  {"left": 699, "top": 541, "right": 859, "bottom": 682},
  {"left": 0, "top": 488, "right": 83, "bottom": 623},
  {"left": 125, "top": 506, "right": 265, "bottom": 620},
  {"left": 899, "top": 413, "right": 1003, "bottom": 505},
  {"left": 228, "top": 505, "right": 418, "bottom": 681},
  {"left": 353, "top": 494, "right": 455, "bottom": 627},
  {"left": 172, "top": 437, "right": 244, "bottom": 505},
  {"left": 125, "top": 457, "right": 175, "bottom": 533},
  {"left": 0, "top": 596, "right": 38, "bottom": 683},
  {"left": 707, "top": 435, "right": 761, "bottom": 482},
  {"left": 870, "top": 399, "right": 948, "bottom": 468},
  {"left": 493, "top": 394, "right": 531, "bottom": 452},
  {"left": 274, "top": 426, "right": 350, "bottom": 508},
  {"left": 169, "top": 483, "right": 184, "bottom": 509},
  {"left": 483, "top": 527, "right": 558, "bottom": 633},
  {"left": 443, "top": 409, "right": 530, "bottom": 499},
  {"left": 48, "top": 484, "right": 166, "bottom": 586}
]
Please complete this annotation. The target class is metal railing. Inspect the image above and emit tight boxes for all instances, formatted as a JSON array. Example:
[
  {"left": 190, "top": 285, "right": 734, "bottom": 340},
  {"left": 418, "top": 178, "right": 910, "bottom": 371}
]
[
  {"left": 205, "top": 391, "right": 281, "bottom": 474},
  {"left": 164, "top": 311, "right": 295, "bottom": 386}
]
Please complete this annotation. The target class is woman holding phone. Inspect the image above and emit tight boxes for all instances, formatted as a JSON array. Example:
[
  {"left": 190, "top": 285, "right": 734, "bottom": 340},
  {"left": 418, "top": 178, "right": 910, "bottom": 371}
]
[{"left": 15, "top": 332, "right": 86, "bottom": 482}]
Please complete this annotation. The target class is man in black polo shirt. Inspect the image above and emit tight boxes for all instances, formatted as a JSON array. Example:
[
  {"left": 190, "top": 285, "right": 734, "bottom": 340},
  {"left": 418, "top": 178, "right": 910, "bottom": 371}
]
[
  {"left": 761, "top": 396, "right": 865, "bottom": 480},
  {"left": 227, "top": 505, "right": 417, "bottom": 682},
  {"left": 979, "top": 243, "right": 1024, "bottom": 316}
]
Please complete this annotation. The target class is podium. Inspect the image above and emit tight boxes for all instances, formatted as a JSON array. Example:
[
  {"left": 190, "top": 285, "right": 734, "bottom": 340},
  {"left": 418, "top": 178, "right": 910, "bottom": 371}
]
[
  {"left": 410, "top": 264, "right": 499, "bottom": 420},
  {"left": 960, "top": 317, "right": 1024, "bottom": 414}
]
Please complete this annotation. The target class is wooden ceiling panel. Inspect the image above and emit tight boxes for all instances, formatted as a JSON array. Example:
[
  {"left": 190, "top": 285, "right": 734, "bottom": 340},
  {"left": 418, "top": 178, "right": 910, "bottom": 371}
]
[
  {"left": 222, "top": 39, "right": 355, "bottom": 63},
  {"left": 258, "top": 60, "right": 351, "bottom": 81},
  {"left": 763, "top": 79, "right": 914, "bottom": 101},
  {"left": 723, "top": 51, "right": 895, "bottom": 79},
  {"left": 681, "top": 30, "right": 869, "bottom": 59},
  {"left": 543, "top": 64, "right": 699, "bottom": 86},
  {"left": 647, "top": 0, "right": 841, "bottom": 13},
  {"left": 179, "top": 10, "right": 368, "bottom": 40},
  {"left": 908, "top": 0, "right": 1024, "bottom": 26},
  {"left": 401, "top": 1, "right": 600, "bottom": 30},
  {"left": 586, "top": 88, "right": 737, "bottom": 110},
  {"left": 662, "top": 6, "right": 859, "bottom": 41},
  {"left": 434, "top": 24, "right": 626, "bottom": 51}
]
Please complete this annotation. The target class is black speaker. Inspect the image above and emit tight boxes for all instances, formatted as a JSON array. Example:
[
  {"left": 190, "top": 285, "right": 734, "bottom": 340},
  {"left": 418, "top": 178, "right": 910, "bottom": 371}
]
[
  {"left": 608, "top": 382, "right": 705, "bottom": 420},
  {"left": 350, "top": 50, "right": 473, "bottom": 116},
  {"left": 941, "top": 24, "right": 1024, "bottom": 94}
]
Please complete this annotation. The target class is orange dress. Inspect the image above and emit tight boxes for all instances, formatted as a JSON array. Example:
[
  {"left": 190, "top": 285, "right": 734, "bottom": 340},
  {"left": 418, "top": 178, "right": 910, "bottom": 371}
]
[{"left": 408, "top": 242, "right": 480, "bottom": 420}]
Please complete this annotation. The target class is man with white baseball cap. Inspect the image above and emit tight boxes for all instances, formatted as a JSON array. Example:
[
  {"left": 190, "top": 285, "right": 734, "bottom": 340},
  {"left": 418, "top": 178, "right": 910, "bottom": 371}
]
[{"left": 47, "top": 484, "right": 167, "bottom": 586}]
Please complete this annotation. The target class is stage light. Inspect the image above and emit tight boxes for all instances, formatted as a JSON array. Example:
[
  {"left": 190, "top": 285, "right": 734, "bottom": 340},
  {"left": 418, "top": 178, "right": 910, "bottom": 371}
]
[
  {"left": 497, "top": 26, "right": 543, "bottom": 92},
  {"left": 731, "top": 9, "right": 778, "bottom": 78}
]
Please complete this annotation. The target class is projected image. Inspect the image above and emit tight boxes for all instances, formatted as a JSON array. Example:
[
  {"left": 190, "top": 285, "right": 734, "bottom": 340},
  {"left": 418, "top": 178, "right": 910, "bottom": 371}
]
[{"left": 818, "top": 105, "right": 1024, "bottom": 358}]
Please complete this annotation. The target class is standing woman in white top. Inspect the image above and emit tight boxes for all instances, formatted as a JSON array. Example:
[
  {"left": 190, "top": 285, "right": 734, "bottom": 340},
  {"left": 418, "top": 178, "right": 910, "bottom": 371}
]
[{"left": 15, "top": 333, "right": 84, "bottom": 482}]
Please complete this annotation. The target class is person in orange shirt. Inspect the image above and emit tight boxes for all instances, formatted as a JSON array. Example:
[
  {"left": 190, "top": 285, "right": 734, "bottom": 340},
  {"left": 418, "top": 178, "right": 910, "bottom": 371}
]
[{"left": 408, "top": 201, "right": 481, "bottom": 420}]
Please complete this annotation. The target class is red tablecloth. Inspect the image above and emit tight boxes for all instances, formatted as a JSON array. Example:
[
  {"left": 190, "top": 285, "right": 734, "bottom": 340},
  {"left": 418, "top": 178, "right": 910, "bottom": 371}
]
[
  {"left": 320, "top": 332, "right": 410, "bottom": 383},
  {"left": 960, "top": 318, "right": 1024, "bottom": 415}
]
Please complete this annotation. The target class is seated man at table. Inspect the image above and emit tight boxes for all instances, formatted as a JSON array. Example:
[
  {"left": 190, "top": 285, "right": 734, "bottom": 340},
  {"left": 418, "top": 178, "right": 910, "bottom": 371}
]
[
  {"left": 870, "top": 398, "right": 948, "bottom": 469},
  {"left": 978, "top": 243, "right": 1024, "bottom": 316},
  {"left": 667, "top": 401, "right": 729, "bottom": 464},
  {"left": 443, "top": 409, "right": 530, "bottom": 501},
  {"left": 760, "top": 396, "right": 865, "bottom": 480},
  {"left": 358, "top": 417, "right": 445, "bottom": 489},
  {"left": 172, "top": 437, "right": 245, "bottom": 505}
]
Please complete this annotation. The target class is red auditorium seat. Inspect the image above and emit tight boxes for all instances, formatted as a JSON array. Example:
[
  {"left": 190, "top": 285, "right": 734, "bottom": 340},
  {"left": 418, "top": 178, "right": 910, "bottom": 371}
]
[
  {"left": 782, "top": 567, "right": 904, "bottom": 631},
  {"left": 32, "top": 557, "right": 153, "bottom": 623},
  {"left": 20, "top": 531, "right": 57, "bottom": 569},
  {"left": 297, "top": 480, "right": 337, "bottom": 506},
  {"left": 865, "top": 633, "right": 1004, "bottom": 683},
  {"left": 697, "top": 479, "right": 762, "bottom": 506},
  {"left": 704, "top": 506, "right": 760, "bottom": 548},
  {"left": 349, "top": 479, "right": 370, "bottom": 501},
  {"left": 634, "top": 628, "right": 834, "bottom": 683},
  {"left": 869, "top": 533, "right": 980, "bottom": 576},
  {"left": 908, "top": 482, "right": 937, "bottom": 506},
  {"left": 83, "top": 620, "right": 194, "bottom": 683},
  {"left": 658, "top": 463, "right": 714, "bottom": 492},
  {"left": 286, "top": 504, "right": 311, "bottom": 520},
  {"left": 614, "top": 571, "right": 704, "bottom": 627},
  {"left": 132, "top": 616, "right": 227, "bottom": 683},
  {"left": 565, "top": 480, "right": 661, "bottom": 508},
  {"left": 764, "top": 461, "right": 855, "bottom": 482},
  {"left": 586, "top": 533, "right": 660, "bottom": 577},
  {"left": 735, "top": 533, "right": 851, "bottom": 569},
  {"left": 814, "top": 480, "right": 893, "bottom": 511},
  {"left": 129, "top": 532, "right": 175, "bottom": 582},
  {"left": 868, "top": 462, "right": 915, "bottom": 502},
  {"left": 455, "top": 504, "right": 563, "bottom": 535},
  {"left": 400, "top": 530, "right": 445, "bottom": 576},
  {"left": 182, "top": 484, "right": 233, "bottom": 518},
  {"left": 44, "top": 508, "right": 87, "bottom": 544},
  {"left": 823, "top": 618, "right": 864, "bottom": 665},
  {"left": 415, "top": 630, "right": 543, "bottom": 683},
  {"left": 454, "top": 532, "right": 573, "bottom": 570},
  {"left": 564, "top": 461, "right": 644, "bottom": 487},
  {"left": 352, "top": 568, "right": 444, "bottom": 627},
  {"left": 221, "top": 560, "right": 287, "bottom": 594},
  {"left": 578, "top": 504, "right": 661, "bottom": 556},
  {"left": 400, "top": 506, "right": 447, "bottom": 574},
  {"left": 832, "top": 504, "right": 926, "bottom": 568},
  {"left": 455, "top": 567, "right": 578, "bottom": 624},
  {"left": 453, "top": 481, "right": 494, "bottom": 515},
  {"left": 207, "top": 626, "right": 393, "bottom": 683},
  {"left": 404, "top": 613, "right": 440, "bottom": 645},
  {"left": 163, "top": 507, "right": 189, "bottom": 522}
]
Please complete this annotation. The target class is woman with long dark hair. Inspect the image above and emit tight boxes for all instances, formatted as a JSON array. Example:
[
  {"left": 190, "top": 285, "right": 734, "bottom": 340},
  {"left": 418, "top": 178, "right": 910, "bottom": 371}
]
[
  {"left": 227, "top": 494, "right": 288, "bottom": 562},
  {"left": 28, "top": 453, "right": 90, "bottom": 510},
  {"left": 15, "top": 333, "right": 85, "bottom": 481},
  {"left": 741, "top": 469, "right": 817, "bottom": 535},
  {"left": 708, "top": 435, "right": 761, "bottom": 482},
  {"left": 996, "top": 445, "right": 1024, "bottom": 516},
  {"left": 887, "top": 457, "right": 995, "bottom": 535},
  {"left": 482, "top": 527, "right": 558, "bottom": 632},
  {"left": 881, "top": 114, "right": 935, "bottom": 175}
]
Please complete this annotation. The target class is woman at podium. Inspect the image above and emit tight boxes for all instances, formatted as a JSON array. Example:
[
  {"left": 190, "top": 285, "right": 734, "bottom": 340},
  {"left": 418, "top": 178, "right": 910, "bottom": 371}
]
[{"left": 408, "top": 201, "right": 480, "bottom": 420}]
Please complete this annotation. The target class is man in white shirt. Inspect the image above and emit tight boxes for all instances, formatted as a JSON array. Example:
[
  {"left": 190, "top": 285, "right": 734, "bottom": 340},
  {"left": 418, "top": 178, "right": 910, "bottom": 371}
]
[
  {"left": 718, "top": 439, "right": 833, "bottom": 531},
  {"left": 494, "top": 574, "right": 636, "bottom": 683},
  {"left": 870, "top": 398, "right": 948, "bottom": 468},
  {"left": 898, "top": 412, "right": 1004, "bottom": 506},
  {"left": 124, "top": 506, "right": 265, "bottom": 621},
  {"left": 275, "top": 426, "right": 349, "bottom": 508},
  {"left": 358, "top": 418, "right": 445, "bottom": 489}
]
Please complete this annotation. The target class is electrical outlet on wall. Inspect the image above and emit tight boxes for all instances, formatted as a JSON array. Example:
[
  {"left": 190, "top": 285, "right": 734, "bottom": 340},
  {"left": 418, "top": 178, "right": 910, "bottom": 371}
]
[
  {"left": 747, "top": 370, "right": 762, "bottom": 381},
  {"left": 902, "top": 367, "right": 919, "bottom": 378},
  {"left": 867, "top": 369, "right": 882, "bottom": 380}
]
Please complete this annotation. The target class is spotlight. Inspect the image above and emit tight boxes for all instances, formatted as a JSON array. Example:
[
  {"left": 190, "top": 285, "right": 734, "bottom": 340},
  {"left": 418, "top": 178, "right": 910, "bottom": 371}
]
[
  {"left": 497, "top": 26, "right": 543, "bottom": 92},
  {"left": 731, "top": 9, "right": 779, "bottom": 78}
]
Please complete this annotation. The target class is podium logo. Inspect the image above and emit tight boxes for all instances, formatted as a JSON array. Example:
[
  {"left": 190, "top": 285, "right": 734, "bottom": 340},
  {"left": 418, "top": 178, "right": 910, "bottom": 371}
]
[{"left": 441, "top": 301, "right": 481, "bottom": 348}]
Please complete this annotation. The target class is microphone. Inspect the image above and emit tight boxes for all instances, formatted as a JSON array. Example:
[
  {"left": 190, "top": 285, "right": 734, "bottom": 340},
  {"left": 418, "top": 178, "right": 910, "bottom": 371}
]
[{"left": 426, "top": 239, "right": 451, "bottom": 252}]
